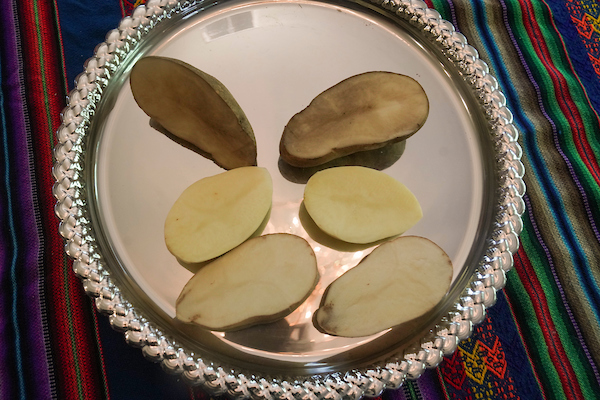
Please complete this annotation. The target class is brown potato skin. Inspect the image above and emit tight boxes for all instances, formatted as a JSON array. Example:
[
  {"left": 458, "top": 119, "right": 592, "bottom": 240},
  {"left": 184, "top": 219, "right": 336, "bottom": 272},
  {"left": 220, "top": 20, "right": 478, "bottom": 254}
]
[
  {"left": 130, "top": 56, "right": 257, "bottom": 170},
  {"left": 280, "top": 71, "right": 429, "bottom": 167}
]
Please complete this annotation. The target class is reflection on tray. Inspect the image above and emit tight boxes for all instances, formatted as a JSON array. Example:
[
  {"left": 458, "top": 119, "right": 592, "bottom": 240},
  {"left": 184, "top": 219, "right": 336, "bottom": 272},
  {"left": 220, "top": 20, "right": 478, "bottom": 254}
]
[{"left": 203, "top": 11, "right": 255, "bottom": 41}]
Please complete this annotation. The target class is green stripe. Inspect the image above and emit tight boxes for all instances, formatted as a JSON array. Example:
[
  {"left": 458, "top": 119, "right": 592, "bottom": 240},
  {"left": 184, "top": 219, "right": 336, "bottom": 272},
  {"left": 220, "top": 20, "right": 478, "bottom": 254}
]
[
  {"left": 505, "top": 242, "right": 565, "bottom": 399},
  {"left": 509, "top": 209, "right": 600, "bottom": 398},
  {"left": 403, "top": 380, "right": 420, "bottom": 400},
  {"left": 489, "top": 2, "right": 600, "bottom": 397},
  {"left": 32, "top": 3, "right": 86, "bottom": 397},
  {"left": 430, "top": 0, "right": 452, "bottom": 22},
  {"left": 32, "top": 0, "right": 56, "bottom": 152},
  {"left": 505, "top": 0, "right": 600, "bottom": 198},
  {"left": 504, "top": 0, "right": 600, "bottom": 323},
  {"left": 453, "top": 1, "right": 600, "bottom": 397},
  {"left": 536, "top": 1, "right": 600, "bottom": 161},
  {"left": 500, "top": 0, "right": 600, "bottom": 313},
  {"left": 51, "top": 0, "right": 70, "bottom": 94},
  {"left": 436, "top": 370, "right": 451, "bottom": 400},
  {"left": 62, "top": 252, "right": 86, "bottom": 400},
  {"left": 91, "top": 305, "right": 110, "bottom": 398}
]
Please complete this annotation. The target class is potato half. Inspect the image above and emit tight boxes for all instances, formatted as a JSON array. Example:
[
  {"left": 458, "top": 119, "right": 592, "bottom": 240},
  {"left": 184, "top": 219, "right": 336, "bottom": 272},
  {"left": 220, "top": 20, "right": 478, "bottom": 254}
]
[
  {"left": 303, "top": 166, "right": 422, "bottom": 244},
  {"left": 164, "top": 167, "right": 272, "bottom": 264},
  {"left": 280, "top": 71, "right": 428, "bottom": 167},
  {"left": 176, "top": 233, "right": 319, "bottom": 331},
  {"left": 130, "top": 56, "right": 257, "bottom": 170},
  {"left": 314, "top": 236, "right": 453, "bottom": 337}
]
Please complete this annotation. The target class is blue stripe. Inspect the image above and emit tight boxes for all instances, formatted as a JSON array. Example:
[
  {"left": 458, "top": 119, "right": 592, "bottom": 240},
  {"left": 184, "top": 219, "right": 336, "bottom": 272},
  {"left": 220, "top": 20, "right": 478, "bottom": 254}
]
[
  {"left": 0, "top": 49, "right": 27, "bottom": 399},
  {"left": 469, "top": 0, "right": 600, "bottom": 317}
]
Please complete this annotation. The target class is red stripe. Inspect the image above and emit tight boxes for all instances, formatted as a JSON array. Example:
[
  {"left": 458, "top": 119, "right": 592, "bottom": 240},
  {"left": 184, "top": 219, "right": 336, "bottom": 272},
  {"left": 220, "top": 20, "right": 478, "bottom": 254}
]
[
  {"left": 502, "top": 287, "right": 549, "bottom": 399},
  {"left": 513, "top": 248, "right": 584, "bottom": 399},
  {"left": 51, "top": 0, "right": 70, "bottom": 92},
  {"left": 119, "top": 0, "right": 127, "bottom": 18},
  {"left": 435, "top": 369, "right": 452, "bottom": 400},
  {"left": 518, "top": 0, "right": 600, "bottom": 185},
  {"left": 17, "top": 1, "right": 107, "bottom": 399}
]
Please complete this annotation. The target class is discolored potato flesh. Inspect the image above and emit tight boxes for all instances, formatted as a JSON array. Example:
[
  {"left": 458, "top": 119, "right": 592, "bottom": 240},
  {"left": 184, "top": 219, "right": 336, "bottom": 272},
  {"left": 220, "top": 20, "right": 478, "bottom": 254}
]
[
  {"left": 176, "top": 233, "right": 319, "bottom": 331},
  {"left": 314, "top": 236, "right": 453, "bottom": 337},
  {"left": 164, "top": 167, "right": 272, "bottom": 264},
  {"left": 130, "top": 56, "right": 257, "bottom": 170},
  {"left": 280, "top": 72, "right": 428, "bottom": 167},
  {"left": 303, "top": 166, "right": 422, "bottom": 244}
]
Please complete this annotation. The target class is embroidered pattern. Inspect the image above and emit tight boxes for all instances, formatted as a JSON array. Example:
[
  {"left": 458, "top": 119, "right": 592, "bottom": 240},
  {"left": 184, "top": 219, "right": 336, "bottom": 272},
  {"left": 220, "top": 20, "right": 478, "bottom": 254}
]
[
  {"left": 439, "top": 316, "right": 519, "bottom": 399},
  {"left": 566, "top": 0, "right": 600, "bottom": 76},
  {"left": 122, "top": 0, "right": 146, "bottom": 16}
]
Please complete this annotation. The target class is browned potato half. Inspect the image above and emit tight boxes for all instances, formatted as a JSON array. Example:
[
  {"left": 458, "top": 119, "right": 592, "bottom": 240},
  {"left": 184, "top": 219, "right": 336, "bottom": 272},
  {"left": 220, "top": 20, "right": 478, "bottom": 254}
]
[
  {"left": 280, "top": 71, "right": 428, "bottom": 167},
  {"left": 164, "top": 167, "right": 272, "bottom": 264},
  {"left": 303, "top": 166, "right": 422, "bottom": 244},
  {"left": 130, "top": 56, "right": 257, "bottom": 170},
  {"left": 176, "top": 233, "right": 319, "bottom": 331},
  {"left": 314, "top": 236, "right": 453, "bottom": 337}
]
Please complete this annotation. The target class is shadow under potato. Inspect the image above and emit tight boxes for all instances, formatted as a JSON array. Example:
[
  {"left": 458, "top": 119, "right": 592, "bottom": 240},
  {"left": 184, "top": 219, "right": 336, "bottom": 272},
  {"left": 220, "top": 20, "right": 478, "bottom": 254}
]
[
  {"left": 278, "top": 140, "right": 406, "bottom": 184},
  {"left": 315, "top": 309, "right": 441, "bottom": 367},
  {"left": 298, "top": 202, "right": 395, "bottom": 252}
]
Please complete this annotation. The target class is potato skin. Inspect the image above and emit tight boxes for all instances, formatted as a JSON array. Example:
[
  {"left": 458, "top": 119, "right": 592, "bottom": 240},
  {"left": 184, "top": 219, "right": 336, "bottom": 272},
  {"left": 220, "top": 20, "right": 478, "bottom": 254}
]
[
  {"left": 130, "top": 56, "right": 257, "bottom": 170},
  {"left": 280, "top": 71, "right": 429, "bottom": 167}
]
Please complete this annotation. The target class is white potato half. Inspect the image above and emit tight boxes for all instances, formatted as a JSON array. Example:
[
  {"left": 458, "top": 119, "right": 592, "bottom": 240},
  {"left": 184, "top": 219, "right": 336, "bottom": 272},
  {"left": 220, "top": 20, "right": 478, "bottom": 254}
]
[
  {"left": 164, "top": 166, "right": 272, "bottom": 263},
  {"left": 314, "top": 236, "right": 453, "bottom": 337},
  {"left": 303, "top": 166, "right": 422, "bottom": 244},
  {"left": 176, "top": 233, "right": 319, "bottom": 331}
]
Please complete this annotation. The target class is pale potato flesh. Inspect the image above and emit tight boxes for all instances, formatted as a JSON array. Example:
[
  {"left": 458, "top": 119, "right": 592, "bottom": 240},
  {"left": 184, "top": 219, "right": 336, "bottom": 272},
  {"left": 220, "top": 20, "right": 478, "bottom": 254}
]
[
  {"left": 176, "top": 233, "right": 319, "bottom": 331},
  {"left": 164, "top": 167, "right": 272, "bottom": 264},
  {"left": 130, "top": 56, "right": 257, "bottom": 170},
  {"left": 303, "top": 166, "right": 422, "bottom": 244},
  {"left": 314, "top": 236, "right": 453, "bottom": 337},
  {"left": 280, "top": 71, "right": 429, "bottom": 167}
]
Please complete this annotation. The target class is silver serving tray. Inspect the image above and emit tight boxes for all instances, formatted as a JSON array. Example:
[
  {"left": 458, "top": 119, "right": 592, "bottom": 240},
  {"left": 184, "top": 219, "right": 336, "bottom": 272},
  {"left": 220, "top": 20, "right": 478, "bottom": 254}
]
[{"left": 53, "top": 0, "right": 525, "bottom": 398}]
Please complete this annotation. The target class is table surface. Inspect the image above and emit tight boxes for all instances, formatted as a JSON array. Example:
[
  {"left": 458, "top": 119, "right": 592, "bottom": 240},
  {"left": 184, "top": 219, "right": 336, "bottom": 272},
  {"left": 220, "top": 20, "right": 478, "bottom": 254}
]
[{"left": 1, "top": 0, "right": 600, "bottom": 399}]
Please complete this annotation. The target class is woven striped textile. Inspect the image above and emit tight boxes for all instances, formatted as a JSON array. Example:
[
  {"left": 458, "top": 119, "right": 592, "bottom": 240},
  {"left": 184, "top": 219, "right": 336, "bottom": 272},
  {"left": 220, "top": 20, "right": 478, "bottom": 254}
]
[{"left": 1, "top": 0, "right": 599, "bottom": 399}]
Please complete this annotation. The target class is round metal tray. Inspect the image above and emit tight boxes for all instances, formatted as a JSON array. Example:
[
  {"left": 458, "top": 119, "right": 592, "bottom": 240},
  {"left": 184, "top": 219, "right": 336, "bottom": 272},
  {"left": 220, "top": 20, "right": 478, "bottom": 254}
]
[{"left": 53, "top": 0, "right": 525, "bottom": 398}]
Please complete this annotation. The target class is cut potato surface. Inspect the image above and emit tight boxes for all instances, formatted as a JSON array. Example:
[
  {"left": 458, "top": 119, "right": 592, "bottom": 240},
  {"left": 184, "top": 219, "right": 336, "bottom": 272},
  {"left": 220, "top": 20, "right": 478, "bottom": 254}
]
[
  {"left": 280, "top": 71, "right": 428, "bottom": 167},
  {"left": 303, "top": 166, "right": 422, "bottom": 244},
  {"left": 314, "top": 236, "right": 453, "bottom": 337},
  {"left": 279, "top": 140, "right": 406, "bottom": 185},
  {"left": 164, "top": 167, "right": 272, "bottom": 264},
  {"left": 176, "top": 233, "right": 319, "bottom": 331},
  {"left": 130, "top": 56, "right": 257, "bottom": 170}
]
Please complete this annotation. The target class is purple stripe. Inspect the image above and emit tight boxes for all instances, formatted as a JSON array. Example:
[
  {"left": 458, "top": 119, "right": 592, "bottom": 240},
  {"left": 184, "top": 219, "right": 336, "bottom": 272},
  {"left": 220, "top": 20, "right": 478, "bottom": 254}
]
[
  {"left": 385, "top": 386, "right": 408, "bottom": 400},
  {"left": 497, "top": 0, "right": 600, "bottom": 384},
  {"left": 416, "top": 369, "right": 445, "bottom": 399},
  {"left": 524, "top": 193, "right": 600, "bottom": 384},
  {"left": 0, "top": 0, "right": 53, "bottom": 398},
  {"left": 445, "top": 0, "right": 459, "bottom": 34}
]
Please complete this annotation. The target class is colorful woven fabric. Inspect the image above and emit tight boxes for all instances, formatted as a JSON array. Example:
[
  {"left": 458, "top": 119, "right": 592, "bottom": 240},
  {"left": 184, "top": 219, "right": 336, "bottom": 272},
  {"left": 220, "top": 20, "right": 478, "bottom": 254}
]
[{"left": 1, "top": 0, "right": 599, "bottom": 399}]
